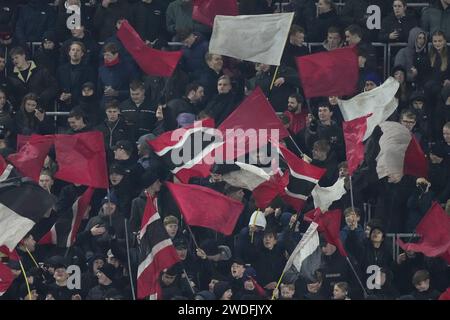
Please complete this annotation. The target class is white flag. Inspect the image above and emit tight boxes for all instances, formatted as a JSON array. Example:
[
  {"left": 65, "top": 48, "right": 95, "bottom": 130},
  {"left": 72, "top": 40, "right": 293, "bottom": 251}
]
[
  {"left": 209, "top": 13, "right": 294, "bottom": 66},
  {"left": 376, "top": 121, "right": 413, "bottom": 181},
  {"left": 222, "top": 162, "right": 272, "bottom": 191},
  {"left": 312, "top": 177, "right": 347, "bottom": 212},
  {"left": 283, "top": 222, "right": 320, "bottom": 274},
  {"left": 338, "top": 77, "right": 399, "bottom": 141}
]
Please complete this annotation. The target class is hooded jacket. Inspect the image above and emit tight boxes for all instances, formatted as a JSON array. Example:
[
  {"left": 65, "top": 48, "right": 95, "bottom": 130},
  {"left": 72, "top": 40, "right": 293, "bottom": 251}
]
[{"left": 394, "top": 27, "right": 429, "bottom": 82}]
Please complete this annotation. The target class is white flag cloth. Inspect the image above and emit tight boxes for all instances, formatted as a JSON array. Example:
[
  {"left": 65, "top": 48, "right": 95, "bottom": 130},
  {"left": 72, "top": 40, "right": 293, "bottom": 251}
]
[
  {"left": 283, "top": 222, "right": 320, "bottom": 274},
  {"left": 222, "top": 162, "right": 272, "bottom": 191},
  {"left": 312, "top": 177, "right": 347, "bottom": 212},
  {"left": 209, "top": 13, "right": 294, "bottom": 66},
  {"left": 376, "top": 121, "right": 412, "bottom": 181},
  {"left": 338, "top": 77, "right": 399, "bottom": 140}
]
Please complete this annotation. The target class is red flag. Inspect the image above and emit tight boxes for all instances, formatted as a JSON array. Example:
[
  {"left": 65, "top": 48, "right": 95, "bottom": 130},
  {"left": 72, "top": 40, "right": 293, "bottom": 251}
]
[
  {"left": 252, "top": 171, "right": 288, "bottom": 209},
  {"left": 343, "top": 114, "right": 371, "bottom": 176},
  {"left": 137, "top": 197, "right": 179, "bottom": 299},
  {"left": 305, "top": 208, "right": 348, "bottom": 257},
  {"left": 192, "top": 0, "right": 239, "bottom": 27},
  {"left": 296, "top": 46, "right": 359, "bottom": 98},
  {"left": 166, "top": 182, "right": 244, "bottom": 235},
  {"left": 404, "top": 136, "right": 428, "bottom": 178},
  {"left": 117, "top": 20, "right": 182, "bottom": 77},
  {"left": 0, "top": 246, "right": 19, "bottom": 261},
  {"left": 397, "top": 202, "right": 450, "bottom": 263},
  {"left": 8, "top": 134, "right": 54, "bottom": 182},
  {"left": 218, "top": 87, "right": 289, "bottom": 161},
  {"left": 0, "top": 262, "right": 14, "bottom": 296},
  {"left": 54, "top": 132, "right": 108, "bottom": 189},
  {"left": 66, "top": 187, "right": 95, "bottom": 247}
]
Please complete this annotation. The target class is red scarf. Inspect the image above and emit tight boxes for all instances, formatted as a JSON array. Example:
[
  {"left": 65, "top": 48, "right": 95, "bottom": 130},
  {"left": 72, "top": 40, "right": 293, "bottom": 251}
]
[{"left": 104, "top": 55, "right": 120, "bottom": 67}]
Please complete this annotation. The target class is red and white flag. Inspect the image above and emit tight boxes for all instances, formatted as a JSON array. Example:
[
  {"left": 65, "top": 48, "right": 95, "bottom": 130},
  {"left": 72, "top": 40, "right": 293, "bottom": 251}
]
[
  {"left": 375, "top": 121, "right": 428, "bottom": 181},
  {"left": 148, "top": 118, "right": 222, "bottom": 183},
  {"left": 137, "top": 197, "right": 179, "bottom": 299}
]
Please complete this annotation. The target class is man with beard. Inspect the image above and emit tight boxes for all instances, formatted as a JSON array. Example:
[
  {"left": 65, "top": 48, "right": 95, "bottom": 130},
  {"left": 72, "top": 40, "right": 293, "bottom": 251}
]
[
  {"left": 203, "top": 75, "right": 241, "bottom": 125},
  {"left": 283, "top": 93, "right": 308, "bottom": 135}
]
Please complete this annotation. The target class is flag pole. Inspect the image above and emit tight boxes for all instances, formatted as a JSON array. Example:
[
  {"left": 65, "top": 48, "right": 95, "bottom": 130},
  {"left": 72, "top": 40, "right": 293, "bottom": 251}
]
[
  {"left": 269, "top": 66, "right": 280, "bottom": 92},
  {"left": 184, "top": 223, "right": 200, "bottom": 250},
  {"left": 25, "top": 247, "right": 40, "bottom": 269},
  {"left": 18, "top": 260, "right": 32, "bottom": 300},
  {"left": 349, "top": 175, "right": 355, "bottom": 211},
  {"left": 345, "top": 256, "right": 368, "bottom": 298},
  {"left": 124, "top": 218, "right": 136, "bottom": 300},
  {"left": 288, "top": 135, "right": 305, "bottom": 157},
  {"left": 271, "top": 270, "right": 286, "bottom": 300},
  {"left": 182, "top": 268, "right": 196, "bottom": 296}
]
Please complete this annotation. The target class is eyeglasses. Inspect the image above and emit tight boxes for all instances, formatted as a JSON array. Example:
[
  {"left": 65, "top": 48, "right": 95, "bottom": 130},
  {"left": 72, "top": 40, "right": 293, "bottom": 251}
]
[{"left": 401, "top": 120, "right": 416, "bottom": 124}]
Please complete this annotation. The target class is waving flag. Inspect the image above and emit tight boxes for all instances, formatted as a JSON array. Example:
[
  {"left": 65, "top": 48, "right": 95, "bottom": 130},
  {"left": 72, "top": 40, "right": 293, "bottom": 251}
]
[
  {"left": 54, "top": 132, "right": 108, "bottom": 189},
  {"left": 148, "top": 119, "right": 222, "bottom": 183},
  {"left": 398, "top": 202, "right": 450, "bottom": 263},
  {"left": 343, "top": 115, "right": 371, "bottom": 176},
  {"left": 0, "top": 179, "right": 56, "bottom": 250},
  {"left": 166, "top": 182, "right": 244, "bottom": 235},
  {"left": 338, "top": 77, "right": 399, "bottom": 141},
  {"left": 296, "top": 46, "right": 359, "bottom": 98},
  {"left": 209, "top": 13, "right": 294, "bottom": 66},
  {"left": 118, "top": 20, "right": 182, "bottom": 77},
  {"left": 137, "top": 197, "right": 179, "bottom": 299},
  {"left": 8, "top": 134, "right": 54, "bottom": 182}
]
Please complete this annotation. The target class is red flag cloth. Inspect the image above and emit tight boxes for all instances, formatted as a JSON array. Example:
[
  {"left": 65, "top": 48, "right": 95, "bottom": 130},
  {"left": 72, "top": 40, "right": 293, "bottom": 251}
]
[
  {"left": 0, "top": 262, "right": 14, "bottom": 296},
  {"left": 8, "top": 134, "right": 54, "bottom": 182},
  {"left": 397, "top": 202, "right": 450, "bottom": 262},
  {"left": 166, "top": 182, "right": 244, "bottom": 235},
  {"left": 192, "top": 0, "right": 239, "bottom": 26},
  {"left": 66, "top": 187, "right": 95, "bottom": 247},
  {"left": 252, "top": 171, "right": 288, "bottom": 209},
  {"left": 218, "top": 87, "right": 290, "bottom": 161},
  {"left": 0, "top": 246, "right": 19, "bottom": 261},
  {"left": 296, "top": 46, "right": 359, "bottom": 98},
  {"left": 137, "top": 197, "right": 179, "bottom": 299},
  {"left": 404, "top": 136, "right": 428, "bottom": 178},
  {"left": 54, "top": 132, "right": 109, "bottom": 189},
  {"left": 304, "top": 208, "right": 348, "bottom": 257},
  {"left": 16, "top": 135, "right": 31, "bottom": 151},
  {"left": 343, "top": 114, "right": 371, "bottom": 176},
  {"left": 117, "top": 20, "right": 182, "bottom": 77},
  {"left": 439, "top": 288, "right": 450, "bottom": 300}
]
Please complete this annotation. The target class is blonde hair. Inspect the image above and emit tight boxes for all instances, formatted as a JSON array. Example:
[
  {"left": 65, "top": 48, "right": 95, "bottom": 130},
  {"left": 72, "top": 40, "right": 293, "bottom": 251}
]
[{"left": 430, "top": 31, "right": 448, "bottom": 72}]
